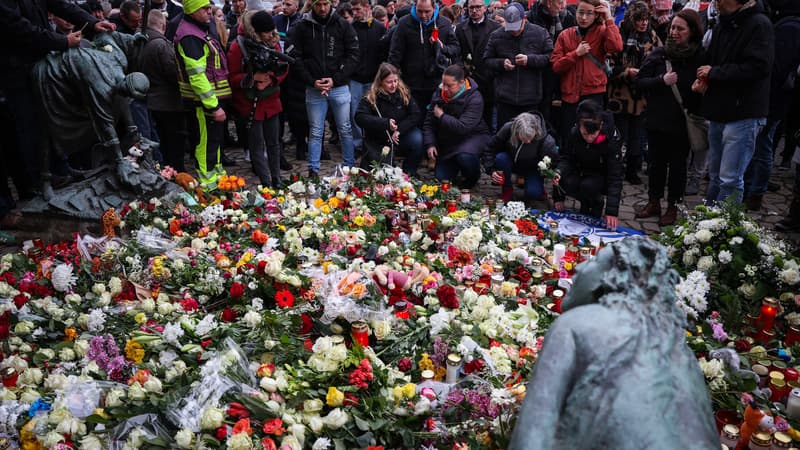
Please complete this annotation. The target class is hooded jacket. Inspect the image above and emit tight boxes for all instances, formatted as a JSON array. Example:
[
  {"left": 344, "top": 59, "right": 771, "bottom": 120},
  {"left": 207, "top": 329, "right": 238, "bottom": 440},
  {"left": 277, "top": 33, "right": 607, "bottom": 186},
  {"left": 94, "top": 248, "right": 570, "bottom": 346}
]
[
  {"left": 288, "top": 10, "right": 359, "bottom": 87},
  {"left": 228, "top": 10, "right": 288, "bottom": 120},
  {"left": 484, "top": 22, "right": 554, "bottom": 107},
  {"left": 423, "top": 77, "right": 490, "bottom": 159},
  {"left": 553, "top": 113, "right": 623, "bottom": 216},
  {"left": 700, "top": 1, "right": 773, "bottom": 122},
  {"left": 388, "top": 5, "right": 461, "bottom": 93}
]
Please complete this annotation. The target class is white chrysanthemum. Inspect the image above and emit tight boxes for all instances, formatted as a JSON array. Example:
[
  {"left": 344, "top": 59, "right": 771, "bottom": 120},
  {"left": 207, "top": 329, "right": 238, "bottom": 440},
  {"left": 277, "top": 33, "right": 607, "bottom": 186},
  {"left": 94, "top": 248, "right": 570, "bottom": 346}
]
[
  {"left": 695, "top": 229, "right": 713, "bottom": 243},
  {"left": 162, "top": 322, "right": 184, "bottom": 346},
  {"left": 453, "top": 226, "right": 483, "bottom": 252},
  {"left": 696, "top": 256, "right": 714, "bottom": 272},
  {"left": 51, "top": 264, "right": 77, "bottom": 292},
  {"left": 243, "top": 310, "right": 262, "bottom": 328},
  {"left": 730, "top": 236, "right": 744, "bottom": 245},
  {"left": 87, "top": 309, "right": 106, "bottom": 332},
  {"left": 675, "top": 270, "right": 710, "bottom": 318},
  {"left": 718, "top": 250, "right": 733, "bottom": 264},
  {"left": 195, "top": 314, "right": 218, "bottom": 336}
]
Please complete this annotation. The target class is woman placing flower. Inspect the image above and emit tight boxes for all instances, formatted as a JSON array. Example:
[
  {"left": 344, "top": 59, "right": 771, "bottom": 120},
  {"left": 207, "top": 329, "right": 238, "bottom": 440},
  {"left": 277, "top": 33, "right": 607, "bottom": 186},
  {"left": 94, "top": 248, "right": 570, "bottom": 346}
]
[
  {"left": 354, "top": 63, "right": 424, "bottom": 175},
  {"left": 483, "top": 112, "right": 559, "bottom": 204},
  {"left": 424, "top": 64, "right": 492, "bottom": 188}
]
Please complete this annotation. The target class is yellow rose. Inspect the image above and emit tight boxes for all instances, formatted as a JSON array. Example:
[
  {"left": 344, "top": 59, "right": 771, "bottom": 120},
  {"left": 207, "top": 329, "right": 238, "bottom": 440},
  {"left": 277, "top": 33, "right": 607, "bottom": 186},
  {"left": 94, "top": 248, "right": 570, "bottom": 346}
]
[
  {"left": 326, "top": 387, "right": 344, "bottom": 407},
  {"left": 402, "top": 383, "right": 416, "bottom": 399},
  {"left": 321, "top": 205, "right": 331, "bottom": 214},
  {"left": 134, "top": 312, "right": 147, "bottom": 324},
  {"left": 392, "top": 386, "right": 404, "bottom": 403}
]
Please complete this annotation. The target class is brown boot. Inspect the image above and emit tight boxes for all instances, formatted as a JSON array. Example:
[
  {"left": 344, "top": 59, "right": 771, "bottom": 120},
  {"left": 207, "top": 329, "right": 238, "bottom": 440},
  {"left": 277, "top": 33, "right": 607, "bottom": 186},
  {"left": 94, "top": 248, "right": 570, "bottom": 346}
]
[
  {"left": 635, "top": 199, "right": 661, "bottom": 219},
  {"left": 744, "top": 194, "right": 763, "bottom": 211},
  {"left": 659, "top": 204, "right": 679, "bottom": 227}
]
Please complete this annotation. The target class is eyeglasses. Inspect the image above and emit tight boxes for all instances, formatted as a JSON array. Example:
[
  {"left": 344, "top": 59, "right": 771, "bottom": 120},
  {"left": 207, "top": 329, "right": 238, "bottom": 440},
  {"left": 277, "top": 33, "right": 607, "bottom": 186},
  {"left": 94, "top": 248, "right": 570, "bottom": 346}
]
[
  {"left": 468, "top": 5, "right": 484, "bottom": 9},
  {"left": 576, "top": 9, "right": 595, "bottom": 17}
]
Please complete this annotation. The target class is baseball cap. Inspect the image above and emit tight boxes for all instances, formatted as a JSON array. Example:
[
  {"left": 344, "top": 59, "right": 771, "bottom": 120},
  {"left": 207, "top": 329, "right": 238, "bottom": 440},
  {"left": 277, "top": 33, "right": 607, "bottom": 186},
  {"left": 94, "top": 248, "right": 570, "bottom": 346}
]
[{"left": 504, "top": 2, "right": 524, "bottom": 32}]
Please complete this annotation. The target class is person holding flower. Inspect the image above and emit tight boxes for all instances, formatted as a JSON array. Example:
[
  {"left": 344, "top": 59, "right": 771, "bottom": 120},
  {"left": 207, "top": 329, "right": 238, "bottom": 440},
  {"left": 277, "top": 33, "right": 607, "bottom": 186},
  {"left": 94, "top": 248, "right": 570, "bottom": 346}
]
[
  {"left": 424, "top": 64, "right": 492, "bottom": 188},
  {"left": 552, "top": 99, "right": 623, "bottom": 230},
  {"left": 354, "top": 63, "right": 424, "bottom": 175},
  {"left": 484, "top": 112, "right": 559, "bottom": 204}
]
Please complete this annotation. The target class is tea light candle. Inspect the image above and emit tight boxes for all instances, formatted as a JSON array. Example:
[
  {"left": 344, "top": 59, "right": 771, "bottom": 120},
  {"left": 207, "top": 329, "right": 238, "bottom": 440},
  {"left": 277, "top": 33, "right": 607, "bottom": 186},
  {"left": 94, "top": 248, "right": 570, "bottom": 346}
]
[{"left": 719, "top": 424, "right": 739, "bottom": 449}]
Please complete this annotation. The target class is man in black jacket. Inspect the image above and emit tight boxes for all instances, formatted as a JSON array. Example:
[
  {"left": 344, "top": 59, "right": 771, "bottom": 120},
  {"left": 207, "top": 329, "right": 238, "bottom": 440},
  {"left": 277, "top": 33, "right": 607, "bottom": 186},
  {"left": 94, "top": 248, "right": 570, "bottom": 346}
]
[
  {"left": 388, "top": 0, "right": 460, "bottom": 116},
  {"left": 109, "top": 0, "right": 142, "bottom": 34},
  {"left": 527, "top": 0, "right": 575, "bottom": 123},
  {"left": 289, "top": 0, "right": 359, "bottom": 177},
  {"left": 0, "top": 0, "right": 114, "bottom": 197},
  {"left": 694, "top": 0, "right": 773, "bottom": 205},
  {"left": 349, "top": 0, "right": 386, "bottom": 153},
  {"left": 456, "top": 0, "right": 500, "bottom": 131},
  {"left": 484, "top": 2, "right": 553, "bottom": 129}
]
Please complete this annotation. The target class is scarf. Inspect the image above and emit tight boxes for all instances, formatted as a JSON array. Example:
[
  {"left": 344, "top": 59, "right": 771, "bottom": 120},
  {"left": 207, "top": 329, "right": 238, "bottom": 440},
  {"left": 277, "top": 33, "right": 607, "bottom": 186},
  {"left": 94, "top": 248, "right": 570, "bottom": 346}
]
[
  {"left": 664, "top": 37, "right": 699, "bottom": 61},
  {"left": 440, "top": 79, "right": 470, "bottom": 103},
  {"left": 622, "top": 29, "right": 656, "bottom": 68}
]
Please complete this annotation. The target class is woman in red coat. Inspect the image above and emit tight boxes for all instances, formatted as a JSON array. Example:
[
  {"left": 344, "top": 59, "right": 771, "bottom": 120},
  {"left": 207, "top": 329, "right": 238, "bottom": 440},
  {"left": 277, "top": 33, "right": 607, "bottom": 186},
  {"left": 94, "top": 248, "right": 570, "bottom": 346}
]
[
  {"left": 550, "top": 0, "right": 622, "bottom": 141},
  {"left": 228, "top": 11, "right": 288, "bottom": 187}
]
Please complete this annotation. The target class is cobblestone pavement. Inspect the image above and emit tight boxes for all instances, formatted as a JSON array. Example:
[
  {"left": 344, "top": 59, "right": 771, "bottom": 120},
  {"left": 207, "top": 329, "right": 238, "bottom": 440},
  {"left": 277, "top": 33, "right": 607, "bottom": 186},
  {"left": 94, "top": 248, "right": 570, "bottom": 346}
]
[{"left": 220, "top": 134, "right": 800, "bottom": 244}]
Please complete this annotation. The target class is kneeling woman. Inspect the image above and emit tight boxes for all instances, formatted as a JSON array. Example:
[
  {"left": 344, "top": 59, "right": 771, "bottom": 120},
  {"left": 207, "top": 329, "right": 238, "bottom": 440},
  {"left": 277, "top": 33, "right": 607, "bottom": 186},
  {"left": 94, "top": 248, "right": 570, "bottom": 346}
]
[
  {"left": 354, "top": 63, "right": 424, "bottom": 175},
  {"left": 424, "top": 65, "right": 491, "bottom": 188},
  {"left": 485, "top": 112, "right": 559, "bottom": 203},
  {"left": 553, "top": 100, "right": 623, "bottom": 230}
]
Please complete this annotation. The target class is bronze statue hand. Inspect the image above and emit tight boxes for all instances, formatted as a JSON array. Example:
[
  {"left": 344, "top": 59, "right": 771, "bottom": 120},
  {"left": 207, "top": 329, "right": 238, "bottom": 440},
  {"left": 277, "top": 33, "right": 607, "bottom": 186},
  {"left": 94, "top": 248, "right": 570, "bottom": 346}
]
[{"left": 117, "top": 158, "right": 142, "bottom": 192}]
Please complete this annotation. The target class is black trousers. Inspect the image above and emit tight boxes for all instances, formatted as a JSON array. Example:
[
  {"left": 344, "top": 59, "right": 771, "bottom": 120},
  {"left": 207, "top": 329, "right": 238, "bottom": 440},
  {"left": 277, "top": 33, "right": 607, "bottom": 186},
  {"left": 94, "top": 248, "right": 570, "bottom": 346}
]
[
  {"left": 560, "top": 173, "right": 606, "bottom": 217},
  {"left": 248, "top": 114, "right": 281, "bottom": 187},
  {"left": 496, "top": 102, "right": 539, "bottom": 131},
  {"left": 151, "top": 110, "right": 188, "bottom": 172},
  {"left": 288, "top": 117, "right": 309, "bottom": 158},
  {"left": 647, "top": 129, "right": 690, "bottom": 204}
]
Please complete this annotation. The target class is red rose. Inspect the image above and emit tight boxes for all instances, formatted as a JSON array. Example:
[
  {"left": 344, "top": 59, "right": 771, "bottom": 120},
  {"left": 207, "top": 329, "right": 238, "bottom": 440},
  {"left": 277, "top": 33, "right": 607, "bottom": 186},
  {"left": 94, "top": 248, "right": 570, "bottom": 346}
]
[
  {"left": 262, "top": 418, "right": 285, "bottom": 436},
  {"left": 13, "top": 294, "right": 28, "bottom": 309},
  {"left": 180, "top": 298, "right": 199, "bottom": 311},
  {"left": 514, "top": 266, "right": 532, "bottom": 283},
  {"left": 215, "top": 426, "right": 228, "bottom": 440},
  {"left": 304, "top": 338, "right": 314, "bottom": 352},
  {"left": 734, "top": 339, "right": 752, "bottom": 353},
  {"left": 201, "top": 339, "right": 213, "bottom": 349},
  {"left": 261, "top": 437, "right": 277, "bottom": 450},
  {"left": 463, "top": 358, "right": 485, "bottom": 374},
  {"left": 221, "top": 307, "right": 238, "bottom": 323},
  {"left": 299, "top": 313, "right": 313, "bottom": 335},
  {"left": 0, "top": 324, "right": 9, "bottom": 340},
  {"left": 257, "top": 260, "right": 268, "bottom": 274},
  {"left": 436, "top": 285, "right": 459, "bottom": 309},
  {"left": 227, "top": 402, "right": 251, "bottom": 419},
  {"left": 229, "top": 282, "right": 245, "bottom": 300},
  {"left": 397, "top": 357, "right": 413, "bottom": 372},
  {"left": 275, "top": 290, "right": 294, "bottom": 308}
]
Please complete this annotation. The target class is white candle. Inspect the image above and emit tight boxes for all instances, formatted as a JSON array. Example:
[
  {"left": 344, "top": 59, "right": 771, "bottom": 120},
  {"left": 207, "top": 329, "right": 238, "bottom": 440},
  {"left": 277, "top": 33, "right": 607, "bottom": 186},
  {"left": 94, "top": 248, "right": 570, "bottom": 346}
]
[
  {"left": 553, "top": 244, "right": 566, "bottom": 268},
  {"left": 446, "top": 354, "right": 462, "bottom": 384},
  {"left": 786, "top": 388, "right": 800, "bottom": 420}
]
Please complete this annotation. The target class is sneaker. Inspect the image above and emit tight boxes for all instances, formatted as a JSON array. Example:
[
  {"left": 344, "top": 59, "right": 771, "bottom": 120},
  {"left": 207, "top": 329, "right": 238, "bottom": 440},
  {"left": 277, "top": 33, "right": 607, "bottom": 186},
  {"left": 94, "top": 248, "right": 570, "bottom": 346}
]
[{"left": 685, "top": 177, "right": 699, "bottom": 196}]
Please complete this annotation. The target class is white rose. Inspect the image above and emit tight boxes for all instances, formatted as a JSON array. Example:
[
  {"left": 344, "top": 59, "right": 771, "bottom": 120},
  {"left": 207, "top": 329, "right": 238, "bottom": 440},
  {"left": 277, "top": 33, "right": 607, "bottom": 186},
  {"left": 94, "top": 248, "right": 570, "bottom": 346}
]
[
  {"left": 200, "top": 407, "right": 225, "bottom": 430},
  {"left": 18, "top": 367, "right": 43, "bottom": 387},
  {"left": 140, "top": 298, "right": 156, "bottom": 312},
  {"left": 65, "top": 293, "right": 82, "bottom": 304},
  {"left": 128, "top": 382, "right": 147, "bottom": 401},
  {"left": 106, "top": 388, "right": 126, "bottom": 407},
  {"left": 157, "top": 302, "right": 175, "bottom": 315},
  {"left": 58, "top": 348, "right": 76, "bottom": 361},
  {"left": 696, "top": 256, "right": 714, "bottom": 272},
  {"left": 260, "top": 377, "right": 278, "bottom": 392},
  {"left": 80, "top": 434, "right": 105, "bottom": 450},
  {"left": 74, "top": 340, "right": 89, "bottom": 357},
  {"left": 695, "top": 229, "right": 713, "bottom": 243},
  {"left": 304, "top": 399, "right": 324, "bottom": 413},
  {"left": 243, "top": 310, "right": 262, "bottom": 328},
  {"left": 308, "top": 415, "right": 325, "bottom": 433},
  {"left": 175, "top": 429, "right": 194, "bottom": 449},
  {"left": 143, "top": 376, "right": 163, "bottom": 393},
  {"left": 371, "top": 320, "right": 392, "bottom": 340},
  {"left": 322, "top": 408, "right": 350, "bottom": 430}
]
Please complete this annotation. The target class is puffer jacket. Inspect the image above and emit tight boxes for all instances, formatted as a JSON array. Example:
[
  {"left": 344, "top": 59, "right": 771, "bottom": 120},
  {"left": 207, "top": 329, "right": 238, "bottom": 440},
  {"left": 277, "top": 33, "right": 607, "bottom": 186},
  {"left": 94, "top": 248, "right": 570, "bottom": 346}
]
[
  {"left": 551, "top": 20, "right": 623, "bottom": 103},
  {"left": 388, "top": 5, "right": 461, "bottom": 92},
  {"left": 422, "top": 78, "right": 490, "bottom": 159},
  {"left": 484, "top": 23, "right": 554, "bottom": 107},
  {"left": 287, "top": 11, "right": 359, "bottom": 87},
  {"left": 355, "top": 90, "right": 421, "bottom": 151},
  {"left": 553, "top": 113, "right": 623, "bottom": 216},
  {"left": 228, "top": 10, "right": 288, "bottom": 121}
]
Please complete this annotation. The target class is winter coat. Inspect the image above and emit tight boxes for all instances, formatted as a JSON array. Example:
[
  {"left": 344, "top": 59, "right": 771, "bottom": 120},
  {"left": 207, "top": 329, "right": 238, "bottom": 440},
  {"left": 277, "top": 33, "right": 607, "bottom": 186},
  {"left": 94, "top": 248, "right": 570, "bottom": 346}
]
[
  {"left": 551, "top": 20, "right": 623, "bottom": 104},
  {"left": 351, "top": 19, "right": 387, "bottom": 84},
  {"left": 484, "top": 111, "right": 559, "bottom": 173},
  {"left": 527, "top": 2, "right": 576, "bottom": 41},
  {"left": 355, "top": 90, "right": 422, "bottom": 152},
  {"left": 283, "top": 23, "right": 307, "bottom": 121},
  {"left": 553, "top": 113, "right": 623, "bottom": 216},
  {"left": 767, "top": 16, "right": 800, "bottom": 119},
  {"left": 140, "top": 28, "right": 183, "bottom": 112},
  {"left": 288, "top": 11, "right": 359, "bottom": 87},
  {"left": 484, "top": 22, "right": 554, "bottom": 107},
  {"left": 700, "top": 3, "right": 773, "bottom": 122},
  {"left": 606, "top": 26, "right": 661, "bottom": 116},
  {"left": 0, "top": 0, "right": 98, "bottom": 85},
  {"left": 455, "top": 17, "right": 501, "bottom": 86},
  {"left": 637, "top": 46, "right": 705, "bottom": 135},
  {"left": 422, "top": 78, "right": 490, "bottom": 159},
  {"left": 228, "top": 11, "right": 287, "bottom": 121},
  {"left": 388, "top": 6, "right": 461, "bottom": 93}
]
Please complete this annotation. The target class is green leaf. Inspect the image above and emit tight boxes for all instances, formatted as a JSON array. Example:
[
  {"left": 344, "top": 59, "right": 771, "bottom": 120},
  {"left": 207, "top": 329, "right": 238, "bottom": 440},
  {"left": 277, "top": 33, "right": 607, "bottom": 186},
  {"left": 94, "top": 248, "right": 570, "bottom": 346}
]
[{"left": 354, "top": 415, "right": 370, "bottom": 431}]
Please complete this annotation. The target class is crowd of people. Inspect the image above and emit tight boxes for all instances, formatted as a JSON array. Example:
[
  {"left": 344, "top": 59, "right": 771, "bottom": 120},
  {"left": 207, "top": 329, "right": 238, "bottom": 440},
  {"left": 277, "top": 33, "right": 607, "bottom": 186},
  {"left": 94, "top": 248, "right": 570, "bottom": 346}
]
[{"left": 1, "top": 0, "right": 800, "bottom": 241}]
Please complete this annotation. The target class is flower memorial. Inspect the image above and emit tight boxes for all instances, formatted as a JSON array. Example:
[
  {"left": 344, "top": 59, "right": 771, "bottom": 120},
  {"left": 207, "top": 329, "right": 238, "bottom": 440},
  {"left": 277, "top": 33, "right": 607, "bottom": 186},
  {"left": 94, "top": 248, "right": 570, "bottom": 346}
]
[{"left": 0, "top": 166, "right": 798, "bottom": 449}]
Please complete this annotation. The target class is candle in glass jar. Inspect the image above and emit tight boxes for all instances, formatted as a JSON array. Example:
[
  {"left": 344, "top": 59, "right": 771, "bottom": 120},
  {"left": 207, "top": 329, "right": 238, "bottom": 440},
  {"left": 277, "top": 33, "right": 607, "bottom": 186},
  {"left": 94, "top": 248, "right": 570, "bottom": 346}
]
[
  {"left": 719, "top": 424, "right": 740, "bottom": 449},
  {"left": 772, "top": 431, "right": 792, "bottom": 449},
  {"left": 752, "top": 364, "right": 770, "bottom": 388},
  {"left": 786, "top": 389, "right": 800, "bottom": 420},
  {"left": 420, "top": 369, "right": 434, "bottom": 382},
  {"left": 749, "top": 432, "right": 773, "bottom": 450},
  {"left": 460, "top": 189, "right": 471, "bottom": 203},
  {"left": 770, "top": 378, "right": 787, "bottom": 402},
  {"left": 552, "top": 289, "right": 564, "bottom": 314},
  {"left": 579, "top": 246, "right": 592, "bottom": 262},
  {"left": 758, "top": 297, "right": 779, "bottom": 331},
  {"left": 351, "top": 321, "right": 370, "bottom": 347},
  {"left": 786, "top": 325, "right": 800, "bottom": 346},
  {"left": 446, "top": 200, "right": 458, "bottom": 213},
  {"left": 446, "top": 354, "right": 462, "bottom": 384},
  {"left": 491, "top": 274, "right": 504, "bottom": 295},
  {"left": 394, "top": 301, "right": 410, "bottom": 320},
  {"left": 785, "top": 368, "right": 799, "bottom": 383},
  {"left": 553, "top": 244, "right": 566, "bottom": 268}
]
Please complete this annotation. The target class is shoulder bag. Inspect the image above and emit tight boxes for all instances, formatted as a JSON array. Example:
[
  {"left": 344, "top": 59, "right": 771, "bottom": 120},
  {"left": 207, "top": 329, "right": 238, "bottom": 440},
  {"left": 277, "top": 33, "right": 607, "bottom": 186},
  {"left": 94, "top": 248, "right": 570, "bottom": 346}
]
[{"left": 665, "top": 59, "right": 708, "bottom": 152}]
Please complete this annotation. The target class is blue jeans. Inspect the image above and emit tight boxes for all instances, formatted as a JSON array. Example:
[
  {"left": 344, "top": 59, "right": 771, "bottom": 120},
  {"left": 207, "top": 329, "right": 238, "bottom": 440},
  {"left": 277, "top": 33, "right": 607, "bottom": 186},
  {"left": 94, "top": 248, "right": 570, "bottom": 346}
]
[
  {"left": 706, "top": 118, "right": 766, "bottom": 204},
  {"left": 399, "top": 127, "right": 425, "bottom": 176},
  {"left": 493, "top": 152, "right": 546, "bottom": 200},
  {"left": 349, "top": 80, "right": 369, "bottom": 150},
  {"left": 306, "top": 85, "right": 355, "bottom": 171},
  {"left": 434, "top": 153, "right": 481, "bottom": 188},
  {"left": 744, "top": 118, "right": 780, "bottom": 197}
]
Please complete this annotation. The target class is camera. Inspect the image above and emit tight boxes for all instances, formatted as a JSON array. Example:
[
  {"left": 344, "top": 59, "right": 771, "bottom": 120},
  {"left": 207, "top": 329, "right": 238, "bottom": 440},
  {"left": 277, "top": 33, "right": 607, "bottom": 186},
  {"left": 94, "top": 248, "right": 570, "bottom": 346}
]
[{"left": 243, "top": 39, "right": 295, "bottom": 77}]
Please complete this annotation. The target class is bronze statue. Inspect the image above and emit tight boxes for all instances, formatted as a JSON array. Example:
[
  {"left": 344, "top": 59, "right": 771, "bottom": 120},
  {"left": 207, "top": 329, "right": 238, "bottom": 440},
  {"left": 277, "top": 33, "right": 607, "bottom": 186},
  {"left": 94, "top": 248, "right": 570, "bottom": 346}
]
[
  {"left": 30, "top": 32, "right": 176, "bottom": 218},
  {"left": 509, "top": 238, "right": 719, "bottom": 450}
]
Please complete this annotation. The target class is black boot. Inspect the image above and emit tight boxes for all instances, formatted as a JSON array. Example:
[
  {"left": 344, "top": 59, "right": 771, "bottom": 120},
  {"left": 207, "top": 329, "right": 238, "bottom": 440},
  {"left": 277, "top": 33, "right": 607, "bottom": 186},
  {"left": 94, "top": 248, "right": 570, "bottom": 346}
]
[
  {"left": 280, "top": 155, "right": 293, "bottom": 171},
  {"left": 776, "top": 198, "right": 800, "bottom": 232}
]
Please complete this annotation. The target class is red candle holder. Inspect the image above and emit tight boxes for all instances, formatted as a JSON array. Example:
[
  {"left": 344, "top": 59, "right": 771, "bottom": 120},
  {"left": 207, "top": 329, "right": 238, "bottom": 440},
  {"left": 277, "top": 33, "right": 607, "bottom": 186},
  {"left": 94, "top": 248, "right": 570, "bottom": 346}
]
[
  {"left": 394, "top": 301, "right": 410, "bottom": 320},
  {"left": 757, "top": 297, "right": 779, "bottom": 332},
  {"left": 351, "top": 322, "right": 370, "bottom": 347},
  {"left": 1, "top": 368, "right": 18, "bottom": 388},
  {"left": 785, "top": 368, "right": 799, "bottom": 383},
  {"left": 786, "top": 325, "right": 800, "bottom": 346},
  {"left": 446, "top": 200, "right": 458, "bottom": 213}
]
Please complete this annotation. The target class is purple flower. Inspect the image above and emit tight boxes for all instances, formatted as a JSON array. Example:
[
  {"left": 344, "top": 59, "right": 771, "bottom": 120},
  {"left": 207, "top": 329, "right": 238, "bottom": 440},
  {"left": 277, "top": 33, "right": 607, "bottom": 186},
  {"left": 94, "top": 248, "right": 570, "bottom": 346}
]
[
  {"left": 711, "top": 322, "right": 728, "bottom": 342},
  {"left": 776, "top": 417, "right": 790, "bottom": 432},
  {"left": 431, "top": 337, "right": 448, "bottom": 367}
]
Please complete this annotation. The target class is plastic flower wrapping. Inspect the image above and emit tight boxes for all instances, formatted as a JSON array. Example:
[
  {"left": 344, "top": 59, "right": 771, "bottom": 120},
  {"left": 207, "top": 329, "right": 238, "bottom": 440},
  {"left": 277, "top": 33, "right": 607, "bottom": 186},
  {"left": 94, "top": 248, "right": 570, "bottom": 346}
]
[{"left": 0, "top": 170, "right": 798, "bottom": 448}]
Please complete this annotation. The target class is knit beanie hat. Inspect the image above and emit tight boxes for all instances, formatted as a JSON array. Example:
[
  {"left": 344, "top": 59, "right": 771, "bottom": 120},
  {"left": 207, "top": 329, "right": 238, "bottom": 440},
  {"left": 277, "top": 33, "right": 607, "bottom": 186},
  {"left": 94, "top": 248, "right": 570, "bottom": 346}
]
[
  {"left": 251, "top": 10, "right": 276, "bottom": 32},
  {"left": 184, "top": 0, "right": 211, "bottom": 15}
]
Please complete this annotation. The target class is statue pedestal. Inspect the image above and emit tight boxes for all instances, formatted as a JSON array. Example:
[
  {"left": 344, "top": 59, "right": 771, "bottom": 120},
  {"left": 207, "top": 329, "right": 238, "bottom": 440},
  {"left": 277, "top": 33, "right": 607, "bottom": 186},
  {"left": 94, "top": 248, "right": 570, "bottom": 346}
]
[{"left": 3, "top": 209, "right": 107, "bottom": 246}]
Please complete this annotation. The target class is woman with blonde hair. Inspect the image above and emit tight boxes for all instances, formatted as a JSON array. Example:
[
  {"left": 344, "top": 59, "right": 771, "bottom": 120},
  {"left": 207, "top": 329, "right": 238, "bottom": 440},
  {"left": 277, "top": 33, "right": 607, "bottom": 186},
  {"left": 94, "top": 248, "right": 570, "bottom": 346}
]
[
  {"left": 355, "top": 63, "right": 424, "bottom": 174},
  {"left": 212, "top": 6, "right": 230, "bottom": 49}
]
